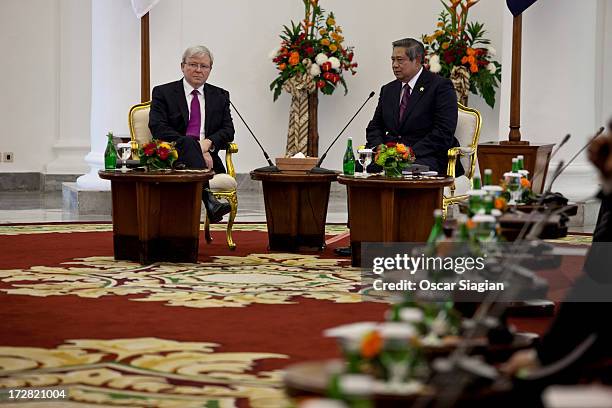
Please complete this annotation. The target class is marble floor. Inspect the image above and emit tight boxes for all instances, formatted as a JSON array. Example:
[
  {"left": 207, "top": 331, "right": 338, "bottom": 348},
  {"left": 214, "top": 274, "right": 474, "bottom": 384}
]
[{"left": 0, "top": 190, "right": 349, "bottom": 224}]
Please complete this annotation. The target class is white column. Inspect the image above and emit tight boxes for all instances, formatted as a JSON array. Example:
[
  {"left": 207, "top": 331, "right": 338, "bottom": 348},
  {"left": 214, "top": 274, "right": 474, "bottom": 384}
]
[
  {"left": 76, "top": 0, "right": 140, "bottom": 189},
  {"left": 46, "top": 0, "right": 91, "bottom": 175}
]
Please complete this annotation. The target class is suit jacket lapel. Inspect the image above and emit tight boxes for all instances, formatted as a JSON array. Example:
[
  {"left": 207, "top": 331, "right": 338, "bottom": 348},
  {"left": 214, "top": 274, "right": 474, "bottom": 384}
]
[
  {"left": 400, "top": 70, "right": 431, "bottom": 127},
  {"left": 203, "top": 83, "right": 211, "bottom": 137},
  {"left": 390, "top": 80, "right": 402, "bottom": 130},
  {"left": 175, "top": 79, "right": 189, "bottom": 125}
]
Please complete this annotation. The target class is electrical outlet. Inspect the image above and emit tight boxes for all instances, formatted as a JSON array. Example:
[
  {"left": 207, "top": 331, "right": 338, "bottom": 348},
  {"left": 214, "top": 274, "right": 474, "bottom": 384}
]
[{"left": 3, "top": 152, "right": 14, "bottom": 162}]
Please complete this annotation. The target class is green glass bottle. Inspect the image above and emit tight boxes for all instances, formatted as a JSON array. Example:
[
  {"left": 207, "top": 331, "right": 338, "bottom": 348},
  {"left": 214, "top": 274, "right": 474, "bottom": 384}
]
[
  {"left": 472, "top": 172, "right": 482, "bottom": 190},
  {"left": 483, "top": 195, "right": 494, "bottom": 215},
  {"left": 457, "top": 215, "right": 471, "bottom": 242},
  {"left": 343, "top": 137, "right": 356, "bottom": 175},
  {"left": 104, "top": 132, "right": 117, "bottom": 170},
  {"left": 427, "top": 209, "right": 444, "bottom": 245},
  {"left": 511, "top": 158, "right": 519, "bottom": 173},
  {"left": 483, "top": 169, "right": 493, "bottom": 186},
  {"left": 516, "top": 155, "right": 524, "bottom": 170}
]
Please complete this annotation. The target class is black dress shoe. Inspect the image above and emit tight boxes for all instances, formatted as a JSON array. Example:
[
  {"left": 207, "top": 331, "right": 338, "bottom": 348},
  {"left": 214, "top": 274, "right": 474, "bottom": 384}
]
[
  {"left": 334, "top": 246, "right": 352, "bottom": 257},
  {"left": 202, "top": 190, "right": 231, "bottom": 223}
]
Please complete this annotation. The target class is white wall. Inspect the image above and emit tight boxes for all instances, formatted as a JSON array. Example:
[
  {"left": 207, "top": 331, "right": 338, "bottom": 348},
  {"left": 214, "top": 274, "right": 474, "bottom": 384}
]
[
  {"left": 0, "top": 0, "right": 59, "bottom": 173},
  {"left": 2, "top": 0, "right": 610, "bottom": 201},
  {"left": 147, "top": 0, "right": 503, "bottom": 173}
]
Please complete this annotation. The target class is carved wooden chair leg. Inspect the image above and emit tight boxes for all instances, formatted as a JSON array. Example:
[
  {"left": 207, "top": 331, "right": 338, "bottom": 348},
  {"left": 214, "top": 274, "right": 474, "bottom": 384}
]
[{"left": 226, "top": 193, "right": 238, "bottom": 250}]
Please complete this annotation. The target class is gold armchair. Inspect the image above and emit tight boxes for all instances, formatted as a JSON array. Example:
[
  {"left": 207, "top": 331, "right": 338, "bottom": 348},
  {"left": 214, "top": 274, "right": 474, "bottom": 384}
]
[
  {"left": 128, "top": 101, "right": 238, "bottom": 250},
  {"left": 443, "top": 103, "right": 482, "bottom": 215}
]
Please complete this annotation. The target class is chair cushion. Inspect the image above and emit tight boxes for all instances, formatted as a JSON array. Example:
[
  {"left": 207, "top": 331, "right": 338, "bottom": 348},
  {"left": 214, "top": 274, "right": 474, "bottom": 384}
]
[
  {"left": 455, "top": 110, "right": 478, "bottom": 171},
  {"left": 444, "top": 175, "right": 471, "bottom": 197},
  {"left": 133, "top": 107, "right": 152, "bottom": 146},
  {"left": 210, "top": 173, "right": 237, "bottom": 191}
]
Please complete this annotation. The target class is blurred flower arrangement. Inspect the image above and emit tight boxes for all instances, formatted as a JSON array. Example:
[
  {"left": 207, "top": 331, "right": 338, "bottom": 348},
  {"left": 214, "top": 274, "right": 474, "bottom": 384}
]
[
  {"left": 269, "top": 0, "right": 358, "bottom": 100},
  {"left": 138, "top": 139, "right": 178, "bottom": 170},
  {"left": 375, "top": 142, "right": 416, "bottom": 178},
  {"left": 422, "top": 0, "right": 501, "bottom": 108}
]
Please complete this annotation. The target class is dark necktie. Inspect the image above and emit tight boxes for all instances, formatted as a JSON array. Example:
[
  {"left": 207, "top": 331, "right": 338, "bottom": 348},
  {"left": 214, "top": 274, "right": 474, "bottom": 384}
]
[
  {"left": 399, "top": 84, "right": 411, "bottom": 123},
  {"left": 186, "top": 89, "right": 201, "bottom": 138}
]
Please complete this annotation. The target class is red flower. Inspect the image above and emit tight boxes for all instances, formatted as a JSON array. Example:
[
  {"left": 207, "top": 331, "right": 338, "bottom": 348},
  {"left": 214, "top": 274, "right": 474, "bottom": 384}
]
[
  {"left": 157, "top": 147, "right": 169, "bottom": 160},
  {"left": 317, "top": 80, "right": 326, "bottom": 88},
  {"left": 143, "top": 142, "right": 156, "bottom": 156},
  {"left": 321, "top": 61, "right": 332, "bottom": 72},
  {"left": 348, "top": 52, "right": 354, "bottom": 62},
  {"left": 386, "top": 142, "right": 397, "bottom": 147},
  {"left": 305, "top": 46, "right": 315, "bottom": 56},
  {"left": 323, "top": 72, "right": 333, "bottom": 81}
]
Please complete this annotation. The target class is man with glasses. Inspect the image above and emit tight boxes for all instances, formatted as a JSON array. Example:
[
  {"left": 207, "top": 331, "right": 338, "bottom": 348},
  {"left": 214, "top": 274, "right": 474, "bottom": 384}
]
[
  {"left": 149, "top": 45, "right": 233, "bottom": 222},
  {"left": 365, "top": 38, "right": 461, "bottom": 175}
]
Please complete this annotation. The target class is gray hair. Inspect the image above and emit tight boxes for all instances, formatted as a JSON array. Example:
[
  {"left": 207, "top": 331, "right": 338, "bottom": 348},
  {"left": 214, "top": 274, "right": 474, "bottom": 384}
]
[
  {"left": 182, "top": 45, "right": 214, "bottom": 66},
  {"left": 392, "top": 38, "right": 425, "bottom": 63}
]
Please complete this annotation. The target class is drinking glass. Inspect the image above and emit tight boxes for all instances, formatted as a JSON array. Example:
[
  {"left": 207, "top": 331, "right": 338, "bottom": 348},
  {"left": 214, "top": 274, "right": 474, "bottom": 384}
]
[
  {"left": 357, "top": 148, "right": 373, "bottom": 178},
  {"left": 504, "top": 172, "right": 522, "bottom": 205},
  {"left": 117, "top": 143, "right": 132, "bottom": 172}
]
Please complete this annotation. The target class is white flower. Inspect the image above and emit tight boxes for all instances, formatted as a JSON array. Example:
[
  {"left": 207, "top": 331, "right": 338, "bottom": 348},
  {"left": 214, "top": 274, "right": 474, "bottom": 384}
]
[
  {"left": 429, "top": 62, "right": 442, "bottom": 73},
  {"left": 310, "top": 63, "right": 321, "bottom": 77},
  {"left": 268, "top": 47, "right": 280, "bottom": 60},
  {"left": 486, "top": 45, "right": 496, "bottom": 57},
  {"left": 429, "top": 54, "right": 440, "bottom": 65},
  {"left": 315, "top": 53, "right": 328, "bottom": 65},
  {"left": 486, "top": 62, "right": 497, "bottom": 74},
  {"left": 328, "top": 56, "right": 341, "bottom": 70}
]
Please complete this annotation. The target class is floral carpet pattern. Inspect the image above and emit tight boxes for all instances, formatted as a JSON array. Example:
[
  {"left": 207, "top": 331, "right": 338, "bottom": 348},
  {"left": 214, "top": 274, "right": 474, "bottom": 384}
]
[
  {"left": 0, "top": 254, "right": 361, "bottom": 309},
  {"left": 0, "top": 337, "right": 288, "bottom": 407}
]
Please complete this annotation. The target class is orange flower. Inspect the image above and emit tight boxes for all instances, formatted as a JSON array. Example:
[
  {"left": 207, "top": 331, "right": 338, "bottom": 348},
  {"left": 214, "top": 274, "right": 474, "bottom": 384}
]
[
  {"left": 470, "top": 64, "right": 478, "bottom": 73},
  {"left": 437, "top": 22, "right": 444, "bottom": 27},
  {"left": 288, "top": 51, "right": 300, "bottom": 66},
  {"left": 466, "top": 47, "right": 476, "bottom": 56},
  {"left": 467, "top": 55, "right": 476, "bottom": 64},
  {"left": 520, "top": 178, "right": 531, "bottom": 189},
  {"left": 326, "top": 17, "right": 335, "bottom": 26},
  {"left": 360, "top": 331, "right": 383, "bottom": 359},
  {"left": 278, "top": 63, "right": 287, "bottom": 71},
  {"left": 494, "top": 197, "right": 507, "bottom": 211},
  {"left": 319, "top": 28, "right": 327, "bottom": 35},
  {"left": 320, "top": 38, "right": 330, "bottom": 46},
  {"left": 396, "top": 143, "right": 407, "bottom": 154},
  {"left": 329, "top": 44, "right": 338, "bottom": 52},
  {"left": 442, "top": 42, "right": 450, "bottom": 50},
  {"left": 466, "top": 218, "right": 476, "bottom": 229},
  {"left": 435, "top": 30, "right": 445, "bottom": 37}
]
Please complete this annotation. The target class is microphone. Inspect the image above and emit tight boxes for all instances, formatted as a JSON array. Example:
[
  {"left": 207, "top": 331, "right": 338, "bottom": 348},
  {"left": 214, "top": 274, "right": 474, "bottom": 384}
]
[
  {"left": 547, "top": 126, "right": 605, "bottom": 191},
  {"left": 310, "top": 91, "right": 376, "bottom": 174},
  {"left": 529, "top": 133, "right": 570, "bottom": 185},
  {"left": 229, "top": 101, "right": 280, "bottom": 173}
]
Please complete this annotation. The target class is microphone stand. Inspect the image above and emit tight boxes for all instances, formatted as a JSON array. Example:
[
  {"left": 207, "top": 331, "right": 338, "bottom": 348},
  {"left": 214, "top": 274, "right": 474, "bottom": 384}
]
[
  {"left": 230, "top": 101, "right": 280, "bottom": 173},
  {"left": 310, "top": 91, "right": 376, "bottom": 174}
]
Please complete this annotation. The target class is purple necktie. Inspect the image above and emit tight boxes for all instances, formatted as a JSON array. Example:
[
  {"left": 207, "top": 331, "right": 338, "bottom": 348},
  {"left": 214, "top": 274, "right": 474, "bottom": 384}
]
[
  {"left": 186, "top": 89, "right": 201, "bottom": 139},
  {"left": 399, "top": 84, "right": 411, "bottom": 123}
]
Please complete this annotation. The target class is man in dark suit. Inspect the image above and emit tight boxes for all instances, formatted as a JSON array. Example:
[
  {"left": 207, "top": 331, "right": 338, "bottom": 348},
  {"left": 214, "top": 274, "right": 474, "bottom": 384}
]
[
  {"left": 149, "top": 45, "right": 232, "bottom": 222},
  {"left": 366, "top": 38, "right": 461, "bottom": 175}
]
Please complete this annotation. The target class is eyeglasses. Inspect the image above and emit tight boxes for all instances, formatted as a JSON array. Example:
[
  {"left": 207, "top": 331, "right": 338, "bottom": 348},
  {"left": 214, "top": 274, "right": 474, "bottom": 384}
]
[{"left": 184, "top": 62, "right": 211, "bottom": 71}]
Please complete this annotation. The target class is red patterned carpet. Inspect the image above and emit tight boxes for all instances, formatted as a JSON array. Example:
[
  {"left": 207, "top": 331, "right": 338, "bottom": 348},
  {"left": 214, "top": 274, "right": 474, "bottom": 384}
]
[{"left": 0, "top": 223, "right": 587, "bottom": 407}]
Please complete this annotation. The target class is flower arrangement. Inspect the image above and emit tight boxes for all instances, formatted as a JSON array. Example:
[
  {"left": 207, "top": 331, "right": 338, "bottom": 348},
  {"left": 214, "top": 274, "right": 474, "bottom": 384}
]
[
  {"left": 375, "top": 142, "right": 416, "bottom": 178},
  {"left": 422, "top": 0, "right": 501, "bottom": 108},
  {"left": 269, "top": 0, "right": 358, "bottom": 100},
  {"left": 138, "top": 139, "right": 178, "bottom": 170}
]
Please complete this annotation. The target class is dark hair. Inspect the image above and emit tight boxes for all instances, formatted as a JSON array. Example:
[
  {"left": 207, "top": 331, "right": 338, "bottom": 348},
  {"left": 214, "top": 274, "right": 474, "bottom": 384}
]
[{"left": 392, "top": 38, "right": 425, "bottom": 63}]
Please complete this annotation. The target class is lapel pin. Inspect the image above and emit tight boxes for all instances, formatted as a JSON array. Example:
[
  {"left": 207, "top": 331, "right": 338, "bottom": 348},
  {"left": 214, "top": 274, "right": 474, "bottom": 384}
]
[{"left": 419, "top": 86, "right": 425, "bottom": 92}]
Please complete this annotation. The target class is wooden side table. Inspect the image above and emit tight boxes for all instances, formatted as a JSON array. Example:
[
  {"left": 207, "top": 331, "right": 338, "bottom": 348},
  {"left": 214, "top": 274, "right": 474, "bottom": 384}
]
[
  {"left": 99, "top": 170, "right": 213, "bottom": 264},
  {"left": 337, "top": 175, "right": 454, "bottom": 266},
  {"left": 250, "top": 171, "right": 338, "bottom": 251}
]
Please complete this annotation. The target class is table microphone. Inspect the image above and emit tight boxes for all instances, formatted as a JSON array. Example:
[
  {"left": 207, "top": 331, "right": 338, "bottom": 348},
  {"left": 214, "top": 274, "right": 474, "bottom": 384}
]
[
  {"left": 229, "top": 101, "right": 280, "bottom": 173},
  {"left": 528, "top": 133, "right": 570, "bottom": 185},
  {"left": 310, "top": 91, "right": 376, "bottom": 174},
  {"left": 547, "top": 126, "right": 605, "bottom": 191}
]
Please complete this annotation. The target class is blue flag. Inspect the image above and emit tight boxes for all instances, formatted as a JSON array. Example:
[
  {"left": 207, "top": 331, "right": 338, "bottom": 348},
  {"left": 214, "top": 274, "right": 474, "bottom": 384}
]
[{"left": 506, "top": 0, "right": 538, "bottom": 16}]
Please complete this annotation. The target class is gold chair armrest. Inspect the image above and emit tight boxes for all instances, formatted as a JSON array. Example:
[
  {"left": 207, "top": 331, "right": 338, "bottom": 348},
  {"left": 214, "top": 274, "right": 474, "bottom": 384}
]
[
  {"left": 225, "top": 142, "right": 239, "bottom": 178},
  {"left": 447, "top": 146, "right": 476, "bottom": 177}
]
